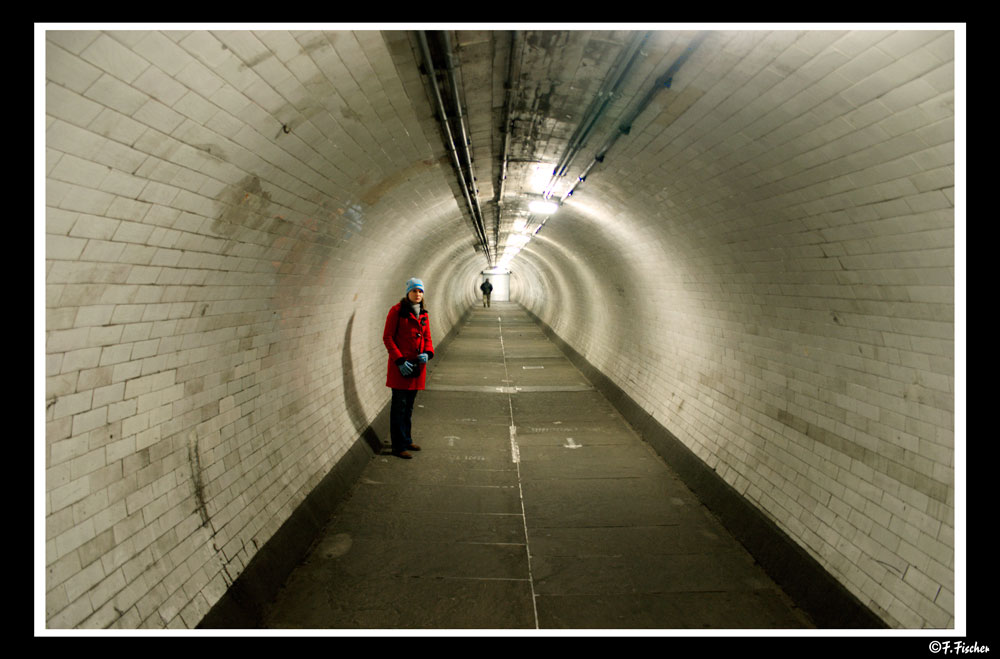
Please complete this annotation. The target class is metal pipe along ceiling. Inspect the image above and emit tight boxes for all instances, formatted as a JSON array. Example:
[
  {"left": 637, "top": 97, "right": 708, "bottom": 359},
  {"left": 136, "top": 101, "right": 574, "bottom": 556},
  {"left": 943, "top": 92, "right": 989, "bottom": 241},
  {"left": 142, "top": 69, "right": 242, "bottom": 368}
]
[
  {"left": 538, "top": 31, "right": 709, "bottom": 232},
  {"left": 417, "top": 31, "right": 494, "bottom": 266},
  {"left": 496, "top": 30, "right": 521, "bottom": 250},
  {"left": 441, "top": 31, "right": 493, "bottom": 261},
  {"left": 542, "top": 31, "right": 651, "bottom": 201}
]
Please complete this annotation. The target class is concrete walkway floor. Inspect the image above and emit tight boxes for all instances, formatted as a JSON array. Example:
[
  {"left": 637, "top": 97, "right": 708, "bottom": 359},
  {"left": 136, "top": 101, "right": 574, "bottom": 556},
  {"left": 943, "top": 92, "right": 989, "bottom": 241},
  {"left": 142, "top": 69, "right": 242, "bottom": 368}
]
[{"left": 260, "top": 302, "right": 815, "bottom": 631}]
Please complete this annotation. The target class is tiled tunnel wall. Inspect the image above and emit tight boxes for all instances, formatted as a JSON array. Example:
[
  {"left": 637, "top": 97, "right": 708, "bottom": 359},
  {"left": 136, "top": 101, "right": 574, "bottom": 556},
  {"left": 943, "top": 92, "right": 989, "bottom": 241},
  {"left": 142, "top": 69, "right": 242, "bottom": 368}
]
[
  {"left": 42, "top": 28, "right": 956, "bottom": 629},
  {"left": 44, "top": 29, "right": 484, "bottom": 628}
]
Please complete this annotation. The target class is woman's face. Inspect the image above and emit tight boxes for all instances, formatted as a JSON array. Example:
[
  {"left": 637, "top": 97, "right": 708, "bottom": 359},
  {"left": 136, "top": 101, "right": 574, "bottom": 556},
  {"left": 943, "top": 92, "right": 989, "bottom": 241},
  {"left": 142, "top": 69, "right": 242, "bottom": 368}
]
[{"left": 407, "top": 288, "right": 424, "bottom": 303}]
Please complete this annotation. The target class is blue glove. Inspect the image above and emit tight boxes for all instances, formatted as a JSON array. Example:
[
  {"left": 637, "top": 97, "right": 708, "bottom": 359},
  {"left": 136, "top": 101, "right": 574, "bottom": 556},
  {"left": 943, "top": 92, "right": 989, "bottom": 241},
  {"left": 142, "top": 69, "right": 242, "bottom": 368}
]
[
  {"left": 398, "top": 361, "right": 415, "bottom": 377},
  {"left": 416, "top": 353, "right": 429, "bottom": 364}
]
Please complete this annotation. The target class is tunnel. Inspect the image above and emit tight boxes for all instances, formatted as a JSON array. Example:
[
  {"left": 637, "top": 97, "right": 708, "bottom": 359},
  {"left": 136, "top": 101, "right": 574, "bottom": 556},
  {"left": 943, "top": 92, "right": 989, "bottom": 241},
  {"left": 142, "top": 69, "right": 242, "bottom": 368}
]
[{"left": 40, "top": 26, "right": 961, "bottom": 631}]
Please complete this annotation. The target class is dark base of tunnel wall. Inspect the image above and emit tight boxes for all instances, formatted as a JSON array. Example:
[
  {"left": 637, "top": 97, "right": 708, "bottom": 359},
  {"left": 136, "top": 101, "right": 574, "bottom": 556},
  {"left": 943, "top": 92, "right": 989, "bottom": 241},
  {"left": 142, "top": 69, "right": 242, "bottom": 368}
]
[
  {"left": 522, "top": 307, "right": 888, "bottom": 630},
  {"left": 197, "top": 306, "right": 474, "bottom": 629},
  {"left": 196, "top": 427, "right": 377, "bottom": 629}
]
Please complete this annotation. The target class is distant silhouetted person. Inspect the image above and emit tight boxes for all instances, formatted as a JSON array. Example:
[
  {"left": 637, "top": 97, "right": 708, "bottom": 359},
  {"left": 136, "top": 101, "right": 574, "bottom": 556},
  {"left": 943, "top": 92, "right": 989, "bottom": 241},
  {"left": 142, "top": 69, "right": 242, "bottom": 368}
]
[
  {"left": 382, "top": 278, "right": 434, "bottom": 459},
  {"left": 480, "top": 279, "right": 493, "bottom": 307}
]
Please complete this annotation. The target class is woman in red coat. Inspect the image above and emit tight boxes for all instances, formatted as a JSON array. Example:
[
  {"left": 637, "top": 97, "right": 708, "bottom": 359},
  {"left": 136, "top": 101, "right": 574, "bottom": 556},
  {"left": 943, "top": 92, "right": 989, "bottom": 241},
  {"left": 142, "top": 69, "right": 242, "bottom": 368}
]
[{"left": 382, "top": 278, "right": 434, "bottom": 458}]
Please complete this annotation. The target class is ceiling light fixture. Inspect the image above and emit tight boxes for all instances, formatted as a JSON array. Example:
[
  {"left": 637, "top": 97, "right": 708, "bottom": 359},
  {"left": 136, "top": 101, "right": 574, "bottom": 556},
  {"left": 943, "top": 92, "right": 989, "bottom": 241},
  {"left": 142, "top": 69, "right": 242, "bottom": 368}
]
[{"left": 528, "top": 200, "right": 559, "bottom": 215}]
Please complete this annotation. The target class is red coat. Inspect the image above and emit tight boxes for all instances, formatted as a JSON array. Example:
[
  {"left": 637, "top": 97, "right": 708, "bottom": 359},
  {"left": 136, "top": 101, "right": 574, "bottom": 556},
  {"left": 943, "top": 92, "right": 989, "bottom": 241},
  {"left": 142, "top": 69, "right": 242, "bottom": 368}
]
[{"left": 383, "top": 301, "right": 434, "bottom": 390}]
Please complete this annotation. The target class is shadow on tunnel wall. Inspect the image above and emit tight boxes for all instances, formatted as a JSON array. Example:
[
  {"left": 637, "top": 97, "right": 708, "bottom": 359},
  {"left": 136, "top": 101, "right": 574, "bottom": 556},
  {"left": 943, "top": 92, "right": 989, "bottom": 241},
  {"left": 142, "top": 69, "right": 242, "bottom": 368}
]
[{"left": 343, "top": 311, "right": 389, "bottom": 455}]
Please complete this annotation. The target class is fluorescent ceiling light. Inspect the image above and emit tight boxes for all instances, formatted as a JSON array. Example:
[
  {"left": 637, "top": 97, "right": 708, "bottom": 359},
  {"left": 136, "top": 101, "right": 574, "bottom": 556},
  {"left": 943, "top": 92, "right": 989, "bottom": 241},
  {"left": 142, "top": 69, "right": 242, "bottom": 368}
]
[
  {"left": 529, "top": 163, "right": 555, "bottom": 193},
  {"left": 529, "top": 200, "right": 558, "bottom": 215}
]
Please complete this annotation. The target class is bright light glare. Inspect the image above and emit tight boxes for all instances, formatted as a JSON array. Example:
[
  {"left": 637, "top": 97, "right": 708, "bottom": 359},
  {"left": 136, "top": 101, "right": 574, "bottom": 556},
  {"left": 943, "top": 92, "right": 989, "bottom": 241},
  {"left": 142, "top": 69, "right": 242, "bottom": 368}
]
[
  {"left": 529, "top": 163, "right": 555, "bottom": 194},
  {"left": 529, "top": 200, "right": 558, "bottom": 215},
  {"left": 498, "top": 243, "right": 522, "bottom": 270}
]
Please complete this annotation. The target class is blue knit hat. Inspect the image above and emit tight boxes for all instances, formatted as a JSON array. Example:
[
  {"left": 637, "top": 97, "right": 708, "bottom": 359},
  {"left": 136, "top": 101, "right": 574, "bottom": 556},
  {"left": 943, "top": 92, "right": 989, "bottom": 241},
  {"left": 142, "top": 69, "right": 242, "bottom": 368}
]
[{"left": 405, "top": 278, "right": 424, "bottom": 294}]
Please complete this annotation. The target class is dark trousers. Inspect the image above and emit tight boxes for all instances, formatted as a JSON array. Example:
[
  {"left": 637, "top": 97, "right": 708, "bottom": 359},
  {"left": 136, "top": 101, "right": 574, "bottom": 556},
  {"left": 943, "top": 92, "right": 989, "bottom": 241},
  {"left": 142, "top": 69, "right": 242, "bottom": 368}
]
[{"left": 389, "top": 388, "right": 418, "bottom": 450}]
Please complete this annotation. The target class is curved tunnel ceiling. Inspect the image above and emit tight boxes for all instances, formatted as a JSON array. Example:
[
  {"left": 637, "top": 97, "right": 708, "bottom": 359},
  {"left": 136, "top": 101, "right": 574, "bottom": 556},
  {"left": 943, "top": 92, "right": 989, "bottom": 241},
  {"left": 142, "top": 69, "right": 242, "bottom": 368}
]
[{"left": 41, "top": 25, "right": 960, "bottom": 630}]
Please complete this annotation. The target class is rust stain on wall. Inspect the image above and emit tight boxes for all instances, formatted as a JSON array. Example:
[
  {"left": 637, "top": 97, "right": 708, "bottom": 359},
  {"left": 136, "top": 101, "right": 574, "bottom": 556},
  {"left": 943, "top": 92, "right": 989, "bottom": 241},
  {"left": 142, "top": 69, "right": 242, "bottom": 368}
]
[{"left": 213, "top": 175, "right": 276, "bottom": 237}]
